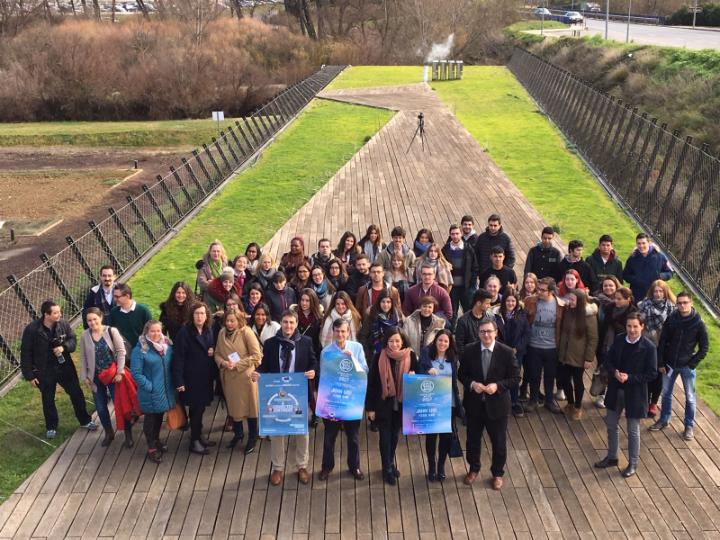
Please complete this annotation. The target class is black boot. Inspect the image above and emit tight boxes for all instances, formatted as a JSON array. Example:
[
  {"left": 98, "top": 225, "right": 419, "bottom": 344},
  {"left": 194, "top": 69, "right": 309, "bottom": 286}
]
[
  {"left": 227, "top": 420, "right": 244, "bottom": 449},
  {"left": 244, "top": 418, "right": 258, "bottom": 455},
  {"left": 124, "top": 424, "right": 134, "bottom": 449},
  {"left": 427, "top": 459, "right": 436, "bottom": 482},
  {"left": 437, "top": 455, "right": 447, "bottom": 481},
  {"left": 101, "top": 426, "right": 114, "bottom": 447},
  {"left": 155, "top": 439, "right": 168, "bottom": 454}
]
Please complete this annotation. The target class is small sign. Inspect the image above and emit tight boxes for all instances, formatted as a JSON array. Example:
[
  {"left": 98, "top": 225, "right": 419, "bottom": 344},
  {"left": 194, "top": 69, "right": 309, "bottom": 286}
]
[
  {"left": 258, "top": 373, "right": 309, "bottom": 436},
  {"left": 212, "top": 111, "right": 225, "bottom": 122}
]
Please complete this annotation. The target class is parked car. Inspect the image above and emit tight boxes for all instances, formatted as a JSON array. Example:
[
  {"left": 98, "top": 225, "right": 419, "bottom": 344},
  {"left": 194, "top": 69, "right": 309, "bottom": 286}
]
[
  {"left": 534, "top": 7, "right": 552, "bottom": 18},
  {"left": 562, "top": 11, "right": 584, "bottom": 24}
]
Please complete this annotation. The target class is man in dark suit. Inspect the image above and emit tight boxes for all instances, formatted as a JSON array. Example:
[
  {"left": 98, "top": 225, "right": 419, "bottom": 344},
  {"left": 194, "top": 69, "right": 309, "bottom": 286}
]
[
  {"left": 459, "top": 318, "right": 520, "bottom": 490},
  {"left": 253, "top": 310, "right": 317, "bottom": 486}
]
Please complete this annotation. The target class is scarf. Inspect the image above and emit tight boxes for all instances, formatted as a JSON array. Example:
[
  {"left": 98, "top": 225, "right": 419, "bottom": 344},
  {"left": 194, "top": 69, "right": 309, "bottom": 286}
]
[
  {"left": 311, "top": 279, "right": 329, "bottom": 300},
  {"left": 257, "top": 267, "right": 276, "bottom": 283},
  {"left": 141, "top": 335, "right": 169, "bottom": 356},
  {"left": 372, "top": 315, "right": 399, "bottom": 354},
  {"left": 277, "top": 330, "right": 300, "bottom": 372},
  {"left": 414, "top": 240, "right": 431, "bottom": 256},
  {"left": 298, "top": 310, "right": 316, "bottom": 331},
  {"left": 640, "top": 298, "right": 674, "bottom": 333},
  {"left": 378, "top": 347, "right": 412, "bottom": 401},
  {"left": 208, "top": 258, "right": 223, "bottom": 278}
]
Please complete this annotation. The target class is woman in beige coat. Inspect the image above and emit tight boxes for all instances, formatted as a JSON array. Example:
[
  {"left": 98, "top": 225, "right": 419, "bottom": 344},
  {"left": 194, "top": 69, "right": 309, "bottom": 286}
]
[{"left": 215, "top": 310, "right": 262, "bottom": 454}]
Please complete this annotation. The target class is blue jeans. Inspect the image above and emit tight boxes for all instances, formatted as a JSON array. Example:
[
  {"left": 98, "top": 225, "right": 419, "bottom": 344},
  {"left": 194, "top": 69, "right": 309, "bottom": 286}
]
[
  {"left": 659, "top": 367, "right": 696, "bottom": 428},
  {"left": 93, "top": 374, "right": 115, "bottom": 430},
  {"left": 510, "top": 354, "right": 525, "bottom": 405}
]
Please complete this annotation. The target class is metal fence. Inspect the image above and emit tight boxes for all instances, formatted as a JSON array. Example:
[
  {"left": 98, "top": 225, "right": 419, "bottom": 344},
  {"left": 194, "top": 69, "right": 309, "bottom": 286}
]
[
  {"left": 0, "top": 65, "right": 345, "bottom": 387},
  {"left": 508, "top": 47, "right": 720, "bottom": 316}
]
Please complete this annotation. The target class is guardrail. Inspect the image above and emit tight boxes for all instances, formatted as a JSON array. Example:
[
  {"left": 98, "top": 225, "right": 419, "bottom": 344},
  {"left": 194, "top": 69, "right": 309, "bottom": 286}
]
[
  {"left": 0, "top": 65, "right": 345, "bottom": 388},
  {"left": 522, "top": 8, "right": 664, "bottom": 25},
  {"left": 508, "top": 48, "right": 719, "bottom": 317}
]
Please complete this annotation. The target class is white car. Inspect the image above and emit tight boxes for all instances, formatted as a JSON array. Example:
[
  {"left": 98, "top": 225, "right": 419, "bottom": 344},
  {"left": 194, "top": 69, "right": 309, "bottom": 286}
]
[
  {"left": 563, "top": 11, "right": 584, "bottom": 24},
  {"left": 534, "top": 7, "right": 552, "bottom": 18}
]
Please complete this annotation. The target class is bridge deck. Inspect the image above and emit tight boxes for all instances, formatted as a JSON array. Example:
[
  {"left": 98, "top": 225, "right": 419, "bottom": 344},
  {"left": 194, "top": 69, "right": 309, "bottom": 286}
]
[{"left": 1, "top": 85, "right": 720, "bottom": 539}]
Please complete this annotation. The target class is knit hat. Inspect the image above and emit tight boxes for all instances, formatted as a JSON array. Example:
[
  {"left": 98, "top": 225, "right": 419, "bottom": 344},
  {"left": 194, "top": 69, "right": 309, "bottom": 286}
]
[{"left": 221, "top": 266, "right": 235, "bottom": 283}]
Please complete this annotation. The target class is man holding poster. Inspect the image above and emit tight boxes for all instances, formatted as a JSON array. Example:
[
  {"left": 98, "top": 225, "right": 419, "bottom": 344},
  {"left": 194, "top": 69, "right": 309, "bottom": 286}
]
[
  {"left": 316, "top": 318, "right": 368, "bottom": 481},
  {"left": 253, "top": 311, "right": 317, "bottom": 486},
  {"left": 459, "top": 318, "right": 520, "bottom": 490}
]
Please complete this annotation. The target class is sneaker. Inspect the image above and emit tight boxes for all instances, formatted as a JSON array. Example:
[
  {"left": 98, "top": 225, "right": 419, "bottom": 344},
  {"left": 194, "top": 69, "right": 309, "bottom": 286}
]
[
  {"left": 512, "top": 403, "right": 525, "bottom": 417},
  {"left": 546, "top": 401, "right": 564, "bottom": 415},
  {"left": 523, "top": 400, "right": 538, "bottom": 413},
  {"left": 46, "top": 429, "right": 57, "bottom": 439},
  {"left": 81, "top": 421, "right": 98, "bottom": 431},
  {"left": 649, "top": 420, "right": 668, "bottom": 432},
  {"left": 683, "top": 426, "right": 694, "bottom": 441},
  {"left": 554, "top": 389, "right": 566, "bottom": 401},
  {"left": 594, "top": 396, "right": 606, "bottom": 409}
]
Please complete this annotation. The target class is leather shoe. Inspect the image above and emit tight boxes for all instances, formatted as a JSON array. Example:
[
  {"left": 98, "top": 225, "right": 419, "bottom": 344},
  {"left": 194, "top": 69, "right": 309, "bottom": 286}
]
[
  {"left": 545, "top": 401, "right": 564, "bottom": 415},
  {"left": 199, "top": 437, "right": 216, "bottom": 447},
  {"left": 298, "top": 468, "right": 310, "bottom": 484},
  {"left": 464, "top": 471, "right": 478, "bottom": 485},
  {"left": 621, "top": 464, "right": 637, "bottom": 478},
  {"left": 319, "top": 469, "right": 331, "bottom": 481},
  {"left": 491, "top": 476, "right": 503, "bottom": 490},
  {"left": 594, "top": 456, "right": 619, "bottom": 469},
  {"left": 350, "top": 468, "right": 365, "bottom": 480},
  {"left": 270, "top": 469, "right": 284, "bottom": 486},
  {"left": 190, "top": 440, "right": 209, "bottom": 455}
]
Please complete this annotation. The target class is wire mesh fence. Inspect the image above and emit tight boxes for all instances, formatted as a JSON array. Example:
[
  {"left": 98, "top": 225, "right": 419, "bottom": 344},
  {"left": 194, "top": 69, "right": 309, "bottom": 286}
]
[
  {"left": 0, "top": 65, "right": 345, "bottom": 387},
  {"left": 508, "top": 48, "right": 720, "bottom": 316}
]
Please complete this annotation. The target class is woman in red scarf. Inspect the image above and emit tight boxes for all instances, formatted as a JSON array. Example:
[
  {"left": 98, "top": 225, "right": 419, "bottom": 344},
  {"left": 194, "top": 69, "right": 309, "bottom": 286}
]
[{"left": 365, "top": 327, "right": 418, "bottom": 485}]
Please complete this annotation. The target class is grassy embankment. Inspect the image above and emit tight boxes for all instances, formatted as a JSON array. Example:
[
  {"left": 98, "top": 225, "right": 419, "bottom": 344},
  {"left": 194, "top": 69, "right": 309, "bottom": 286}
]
[{"left": 0, "top": 98, "right": 392, "bottom": 501}]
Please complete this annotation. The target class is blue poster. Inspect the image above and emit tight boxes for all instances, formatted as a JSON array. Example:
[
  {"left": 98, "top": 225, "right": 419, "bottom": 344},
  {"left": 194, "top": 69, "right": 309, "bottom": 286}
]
[
  {"left": 258, "top": 372, "right": 309, "bottom": 436},
  {"left": 402, "top": 374, "right": 452, "bottom": 435},
  {"left": 316, "top": 349, "right": 368, "bottom": 421}
]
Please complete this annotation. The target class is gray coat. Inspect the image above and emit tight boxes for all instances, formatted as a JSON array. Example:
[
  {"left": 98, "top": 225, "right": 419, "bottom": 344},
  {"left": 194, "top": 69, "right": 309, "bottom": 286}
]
[{"left": 80, "top": 326, "right": 126, "bottom": 391}]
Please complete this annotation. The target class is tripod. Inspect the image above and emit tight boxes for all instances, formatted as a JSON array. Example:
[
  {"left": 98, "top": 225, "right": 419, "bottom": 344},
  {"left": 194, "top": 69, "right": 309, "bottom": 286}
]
[{"left": 406, "top": 112, "right": 430, "bottom": 154}]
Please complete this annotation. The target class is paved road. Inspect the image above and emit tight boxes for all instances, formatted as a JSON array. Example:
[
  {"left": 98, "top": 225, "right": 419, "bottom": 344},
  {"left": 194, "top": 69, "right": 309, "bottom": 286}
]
[{"left": 584, "top": 18, "right": 720, "bottom": 49}]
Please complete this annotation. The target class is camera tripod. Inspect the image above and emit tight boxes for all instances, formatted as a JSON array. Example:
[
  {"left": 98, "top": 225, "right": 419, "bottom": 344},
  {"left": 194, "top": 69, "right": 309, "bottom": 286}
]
[{"left": 406, "top": 112, "right": 430, "bottom": 154}]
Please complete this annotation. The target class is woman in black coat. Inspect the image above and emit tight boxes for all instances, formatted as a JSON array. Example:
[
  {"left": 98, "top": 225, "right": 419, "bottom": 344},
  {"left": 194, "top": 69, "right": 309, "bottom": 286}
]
[
  {"left": 595, "top": 312, "right": 657, "bottom": 478},
  {"left": 495, "top": 291, "right": 531, "bottom": 417},
  {"left": 173, "top": 302, "right": 217, "bottom": 455},
  {"left": 366, "top": 327, "right": 419, "bottom": 485},
  {"left": 417, "top": 329, "right": 462, "bottom": 482}
]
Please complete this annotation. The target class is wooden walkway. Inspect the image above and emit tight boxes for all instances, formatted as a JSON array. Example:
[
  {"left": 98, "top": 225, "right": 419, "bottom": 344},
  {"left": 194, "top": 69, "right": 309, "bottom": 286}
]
[{"left": 2, "top": 85, "right": 720, "bottom": 539}]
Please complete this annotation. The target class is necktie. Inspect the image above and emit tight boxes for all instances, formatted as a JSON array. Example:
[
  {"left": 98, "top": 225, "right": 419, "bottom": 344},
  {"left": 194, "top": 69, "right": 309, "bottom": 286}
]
[{"left": 481, "top": 348, "right": 491, "bottom": 381}]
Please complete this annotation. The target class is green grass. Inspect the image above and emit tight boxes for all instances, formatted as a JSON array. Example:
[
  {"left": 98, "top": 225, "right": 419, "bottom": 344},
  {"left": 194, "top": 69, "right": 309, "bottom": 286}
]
[
  {"left": 326, "top": 66, "right": 424, "bottom": 90},
  {"left": 128, "top": 99, "right": 392, "bottom": 312},
  {"left": 507, "top": 20, "right": 569, "bottom": 31},
  {"left": 0, "top": 118, "right": 241, "bottom": 147},
  {"left": 432, "top": 65, "right": 720, "bottom": 414}
]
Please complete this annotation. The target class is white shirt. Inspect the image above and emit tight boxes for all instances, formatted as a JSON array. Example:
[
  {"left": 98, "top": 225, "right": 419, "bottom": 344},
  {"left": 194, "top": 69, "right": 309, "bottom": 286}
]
[
  {"left": 120, "top": 300, "right": 137, "bottom": 314},
  {"left": 625, "top": 334, "right": 642, "bottom": 345}
]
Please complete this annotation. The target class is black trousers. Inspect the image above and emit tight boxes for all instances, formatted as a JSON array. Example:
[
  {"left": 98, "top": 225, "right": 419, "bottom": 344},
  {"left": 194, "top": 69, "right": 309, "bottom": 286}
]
[
  {"left": 648, "top": 371, "right": 663, "bottom": 405},
  {"left": 38, "top": 362, "right": 92, "bottom": 430},
  {"left": 378, "top": 409, "right": 402, "bottom": 473},
  {"left": 143, "top": 412, "right": 164, "bottom": 449},
  {"left": 189, "top": 405, "right": 205, "bottom": 442},
  {"left": 526, "top": 346, "right": 558, "bottom": 404},
  {"left": 322, "top": 419, "right": 360, "bottom": 472},
  {"left": 557, "top": 363, "right": 585, "bottom": 407},
  {"left": 466, "top": 406, "right": 508, "bottom": 477}
]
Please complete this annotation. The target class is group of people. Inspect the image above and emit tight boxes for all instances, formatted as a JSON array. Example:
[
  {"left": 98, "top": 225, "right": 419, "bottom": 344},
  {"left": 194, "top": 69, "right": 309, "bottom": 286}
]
[{"left": 19, "top": 213, "right": 709, "bottom": 487}]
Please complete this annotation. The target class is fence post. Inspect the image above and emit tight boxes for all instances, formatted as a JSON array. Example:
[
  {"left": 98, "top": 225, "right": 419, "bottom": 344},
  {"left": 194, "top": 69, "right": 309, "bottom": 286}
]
[
  {"left": 656, "top": 136, "right": 692, "bottom": 232},
  {"left": 7, "top": 275, "right": 38, "bottom": 320},
  {"left": 39, "top": 253, "right": 79, "bottom": 313},
  {"left": 695, "top": 206, "right": 720, "bottom": 285},
  {"left": 633, "top": 121, "right": 666, "bottom": 212},
  {"left": 235, "top": 120, "right": 257, "bottom": 153},
  {"left": 211, "top": 137, "right": 232, "bottom": 171},
  {"left": 681, "top": 152, "right": 718, "bottom": 262},
  {"left": 219, "top": 131, "right": 240, "bottom": 163},
  {"left": 180, "top": 158, "right": 207, "bottom": 199},
  {"left": 249, "top": 116, "right": 269, "bottom": 143},
  {"left": 646, "top": 128, "right": 679, "bottom": 217},
  {"left": 0, "top": 334, "right": 19, "bottom": 367},
  {"left": 191, "top": 150, "right": 213, "bottom": 187},
  {"left": 66, "top": 235, "right": 98, "bottom": 285},
  {"left": 157, "top": 174, "right": 183, "bottom": 217},
  {"left": 202, "top": 144, "right": 223, "bottom": 181},
  {"left": 109, "top": 207, "right": 141, "bottom": 260},
  {"left": 169, "top": 168, "right": 194, "bottom": 206},
  {"left": 126, "top": 196, "right": 156, "bottom": 244},
  {"left": 607, "top": 103, "right": 630, "bottom": 157},
  {"left": 226, "top": 127, "right": 247, "bottom": 159},
  {"left": 257, "top": 113, "right": 274, "bottom": 136},
  {"left": 89, "top": 220, "right": 123, "bottom": 274},
  {"left": 142, "top": 185, "right": 171, "bottom": 231}
]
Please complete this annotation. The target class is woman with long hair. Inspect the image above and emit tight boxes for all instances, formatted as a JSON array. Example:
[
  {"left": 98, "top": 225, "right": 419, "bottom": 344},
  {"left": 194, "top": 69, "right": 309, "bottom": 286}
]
[
  {"left": 365, "top": 327, "right": 419, "bottom": 485},
  {"left": 231, "top": 255, "right": 252, "bottom": 295},
  {"left": 418, "top": 330, "right": 462, "bottom": 482},
  {"left": 245, "top": 243, "right": 262, "bottom": 276},
  {"left": 595, "top": 276, "right": 622, "bottom": 319},
  {"left": 326, "top": 259, "right": 348, "bottom": 292},
  {"left": 159, "top": 281, "right": 195, "bottom": 340},
  {"left": 173, "top": 302, "right": 217, "bottom": 454},
  {"left": 243, "top": 283, "right": 264, "bottom": 324},
  {"left": 334, "top": 231, "right": 360, "bottom": 269},
  {"left": 279, "top": 236, "right": 310, "bottom": 281},
  {"left": 495, "top": 291, "right": 531, "bottom": 417},
  {"left": 359, "top": 224, "right": 386, "bottom": 263},
  {"left": 309, "top": 265, "right": 336, "bottom": 311},
  {"left": 197, "top": 240, "right": 228, "bottom": 295},
  {"left": 557, "top": 269, "right": 589, "bottom": 299},
  {"left": 131, "top": 321, "right": 175, "bottom": 463},
  {"left": 294, "top": 288, "right": 324, "bottom": 427},
  {"left": 638, "top": 279, "right": 676, "bottom": 417},
  {"left": 215, "top": 310, "right": 262, "bottom": 454},
  {"left": 413, "top": 228, "right": 434, "bottom": 257},
  {"left": 253, "top": 253, "right": 277, "bottom": 290},
  {"left": 414, "top": 243, "right": 454, "bottom": 289},
  {"left": 557, "top": 290, "right": 599, "bottom": 420},
  {"left": 250, "top": 303, "right": 281, "bottom": 345},
  {"left": 290, "top": 262, "right": 313, "bottom": 296},
  {"left": 519, "top": 272, "right": 538, "bottom": 301},
  {"left": 319, "top": 291, "right": 362, "bottom": 347},
  {"left": 386, "top": 252, "right": 413, "bottom": 303},
  {"left": 359, "top": 289, "right": 404, "bottom": 362}
]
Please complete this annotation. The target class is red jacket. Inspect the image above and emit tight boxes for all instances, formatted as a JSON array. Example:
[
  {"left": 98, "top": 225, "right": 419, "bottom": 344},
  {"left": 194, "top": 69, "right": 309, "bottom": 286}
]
[{"left": 99, "top": 364, "right": 141, "bottom": 430}]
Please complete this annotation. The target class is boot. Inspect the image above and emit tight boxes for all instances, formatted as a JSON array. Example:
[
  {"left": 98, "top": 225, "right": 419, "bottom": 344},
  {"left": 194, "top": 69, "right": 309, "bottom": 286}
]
[
  {"left": 124, "top": 424, "right": 134, "bottom": 449},
  {"left": 436, "top": 456, "right": 447, "bottom": 481},
  {"left": 155, "top": 439, "right": 168, "bottom": 454},
  {"left": 190, "top": 440, "right": 210, "bottom": 455},
  {"left": 227, "top": 420, "right": 244, "bottom": 449},
  {"left": 101, "top": 426, "right": 115, "bottom": 447},
  {"left": 427, "top": 459, "right": 436, "bottom": 482},
  {"left": 245, "top": 418, "right": 258, "bottom": 455}
]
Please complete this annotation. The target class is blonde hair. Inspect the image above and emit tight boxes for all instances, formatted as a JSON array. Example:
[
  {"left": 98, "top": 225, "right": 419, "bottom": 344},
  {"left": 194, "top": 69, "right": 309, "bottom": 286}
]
[{"left": 646, "top": 279, "right": 676, "bottom": 303}]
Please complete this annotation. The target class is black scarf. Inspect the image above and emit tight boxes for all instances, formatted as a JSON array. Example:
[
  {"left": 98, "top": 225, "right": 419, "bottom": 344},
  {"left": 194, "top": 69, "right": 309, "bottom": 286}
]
[{"left": 277, "top": 330, "right": 301, "bottom": 372}]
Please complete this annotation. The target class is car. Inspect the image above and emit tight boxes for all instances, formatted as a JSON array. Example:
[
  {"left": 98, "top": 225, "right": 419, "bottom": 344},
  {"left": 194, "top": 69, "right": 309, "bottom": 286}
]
[
  {"left": 562, "top": 11, "right": 584, "bottom": 24},
  {"left": 534, "top": 7, "right": 552, "bottom": 18}
]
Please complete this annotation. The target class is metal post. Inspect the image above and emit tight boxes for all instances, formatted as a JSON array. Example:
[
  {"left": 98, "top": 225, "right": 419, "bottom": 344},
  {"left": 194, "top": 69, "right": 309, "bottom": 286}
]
[
  {"left": 0, "top": 334, "right": 18, "bottom": 367},
  {"left": 634, "top": 122, "right": 667, "bottom": 214},
  {"left": 109, "top": 208, "right": 141, "bottom": 259},
  {"left": 40, "top": 253, "right": 80, "bottom": 313},
  {"left": 656, "top": 136, "right": 692, "bottom": 233},
  {"left": 201, "top": 144, "right": 223, "bottom": 181},
  {"left": 219, "top": 131, "right": 240, "bottom": 163},
  {"left": 142, "top": 185, "right": 171, "bottom": 231},
  {"left": 693, "top": 0, "right": 698, "bottom": 29},
  {"left": 249, "top": 116, "right": 269, "bottom": 143},
  {"left": 226, "top": 125, "right": 247, "bottom": 158},
  {"left": 626, "top": 0, "right": 632, "bottom": 43},
  {"left": 236, "top": 120, "right": 257, "bottom": 152},
  {"left": 605, "top": 0, "right": 609, "bottom": 39},
  {"left": 66, "top": 235, "right": 98, "bottom": 285},
  {"left": 191, "top": 150, "right": 213, "bottom": 186},
  {"left": 89, "top": 220, "right": 123, "bottom": 274},
  {"left": 211, "top": 137, "right": 232, "bottom": 171},
  {"left": 681, "top": 149, "right": 718, "bottom": 263},
  {"left": 181, "top": 157, "right": 207, "bottom": 198},
  {"left": 7, "top": 275, "right": 38, "bottom": 320},
  {"left": 648, "top": 129, "right": 680, "bottom": 213},
  {"left": 125, "top": 196, "right": 156, "bottom": 244},
  {"left": 157, "top": 174, "right": 183, "bottom": 217}
]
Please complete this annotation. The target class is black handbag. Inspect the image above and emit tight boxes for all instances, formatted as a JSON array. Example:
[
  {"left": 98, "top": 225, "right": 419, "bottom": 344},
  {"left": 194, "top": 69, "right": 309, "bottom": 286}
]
[{"left": 449, "top": 429, "right": 463, "bottom": 458}]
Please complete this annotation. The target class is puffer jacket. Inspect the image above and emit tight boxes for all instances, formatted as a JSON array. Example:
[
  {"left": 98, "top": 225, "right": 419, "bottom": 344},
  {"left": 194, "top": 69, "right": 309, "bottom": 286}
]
[
  {"left": 474, "top": 226, "right": 516, "bottom": 273},
  {"left": 623, "top": 246, "right": 673, "bottom": 300},
  {"left": 131, "top": 337, "right": 176, "bottom": 414},
  {"left": 558, "top": 303, "right": 599, "bottom": 368},
  {"left": 658, "top": 308, "right": 709, "bottom": 370}
]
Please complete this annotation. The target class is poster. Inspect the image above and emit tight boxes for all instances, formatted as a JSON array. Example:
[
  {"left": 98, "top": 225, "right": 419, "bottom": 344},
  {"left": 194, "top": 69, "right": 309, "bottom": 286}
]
[
  {"left": 258, "top": 372, "right": 308, "bottom": 436},
  {"left": 316, "top": 349, "right": 368, "bottom": 421},
  {"left": 402, "top": 374, "right": 452, "bottom": 435}
]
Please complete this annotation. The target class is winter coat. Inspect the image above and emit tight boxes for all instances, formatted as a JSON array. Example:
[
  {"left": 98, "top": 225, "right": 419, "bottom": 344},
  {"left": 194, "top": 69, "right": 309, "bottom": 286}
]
[
  {"left": 365, "top": 350, "right": 419, "bottom": 422},
  {"left": 442, "top": 242, "right": 479, "bottom": 290},
  {"left": 604, "top": 334, "right": 657, "bottom": 419},
  {"left": 159, "top": 302, "right": 189, "bottom": 341},
  {"left": 586, "top": 249, "right": 623, "bottom": 291},
  {"left": 598, "top": 304, "right": 634, "bottom": 359},
  {"left": 413, "top": 257, "right": 454, "bottom": 288},
  {"left": 98, "top": 363, "right": 140, "bottom": 430},
  {"left": 80, "top": 326, "right": 126, "bottom": 390},
  {"left": 623, "top": 246, "right": 673, "bottom": 300},
  {"left": 20, "top": 318, "right": 76, "bottom": 380},
  {"left": 557, "top": 303, "right": 599, "bottom": 368},
  {"left": 402, "top": 282, "right": 453, "bottom": 320},
  {"left": 524, "top": 243, "right": 562, "bottom": 282},
  {"left": 82, "top": 284, "right": 115, "bottom": 328},
  {"left": 320, "top": 309, "right": 359, "bottom": 348},
  {"left": 418, "top": 346, "right": 462, "bottom": 413},
  {"left": 130, "top": 338, "right": 175, "bottom": 414},
  {"left": 558, "top": 257, "right": 598, "bottom": 294},
  {"left": 455, "top": 310, "right": 489, "bottom": 357},
  {"left": 495, "top": 309, "right": 531, "bottom": 359},
  {"left": 343, "top": 271, "right": 372, "bottom": 300},
  {"left": 401, "top": 310, "right": 446, "bottom": 355},
  {"left": 474, "top": 226, "right": 517, "bottom": 273},
  {"left": 265, "top": 286, "right": 297, "bottom": 323},
  {"left": 196, "top": 253, "right": 227, "bottom": 294},
  {"left": 215, "top": 326, "right": 262, "bottom": 419},
  {"left": 658, "top": 308, "right": 709, "bottom": 370},
  {"left": 376, "top": 244, "right": 416, "bottom": 272},
  {"left": 172, "top": 324, "right": 216, "bottom": 408},
  {"left": 354, "top": 283, "right": 402, "bottom": 316},
  {"left": 252, "top": 321, "right": 281, "bottom": 345},
  {"left": 205, "top": 278, "right": 242, "bottom": 314},
  {"left": 358, "top": 311, "right": 402, "bottom": 361}
]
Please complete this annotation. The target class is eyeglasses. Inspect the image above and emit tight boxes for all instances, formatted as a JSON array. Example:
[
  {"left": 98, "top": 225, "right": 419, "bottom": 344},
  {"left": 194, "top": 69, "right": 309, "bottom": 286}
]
[
  {"left": 537, "top": 288, "right": 548, "bottom": 293},
  {"left": 479, "top": 330, "right": 495, "bottom": 334},
  {"left": 677, "top": 301, "right": 691, "bottom": 305}
]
